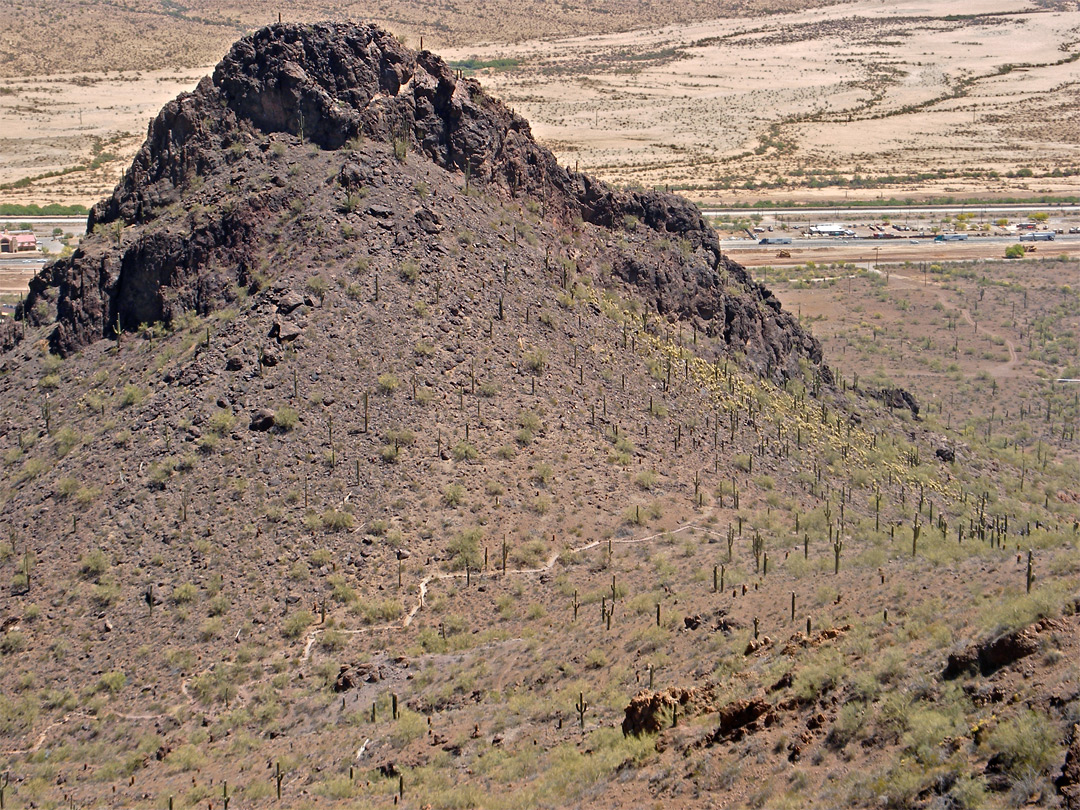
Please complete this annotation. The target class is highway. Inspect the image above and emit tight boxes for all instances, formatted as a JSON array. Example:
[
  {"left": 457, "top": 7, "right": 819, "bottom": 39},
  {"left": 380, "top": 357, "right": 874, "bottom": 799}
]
[
  {"left": 721, "top": 234, "right": 1080, "bottom": 251},
  {"left": 701, "top": 204, "right": 1080, "bottom": 218}
]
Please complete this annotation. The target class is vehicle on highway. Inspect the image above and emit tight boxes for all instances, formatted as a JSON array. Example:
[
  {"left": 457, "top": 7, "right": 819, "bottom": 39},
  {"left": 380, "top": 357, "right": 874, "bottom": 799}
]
[
  {"left": 758, "top": 237, "right": 792, "bottom": 245},
  {"left": 1019, "top": 231, "right": 1055, "bottom": 242},
  {"left": 807, "top": 223, "right": 854, "bottom": 236},
  {"left": 933, "top": 234, "right": 968, "bottom": 242}
]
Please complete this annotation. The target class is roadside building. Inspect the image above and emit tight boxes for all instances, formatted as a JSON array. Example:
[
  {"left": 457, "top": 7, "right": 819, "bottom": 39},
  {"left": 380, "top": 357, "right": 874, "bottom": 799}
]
[{"left": 0, "top": 231, "right": 37, "bottom": 253}]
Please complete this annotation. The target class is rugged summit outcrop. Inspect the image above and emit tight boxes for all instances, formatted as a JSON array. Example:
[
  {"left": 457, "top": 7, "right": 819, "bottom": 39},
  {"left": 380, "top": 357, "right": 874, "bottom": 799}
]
[{"left": 22, "top": 21, "right": 824, "bottom": 382}]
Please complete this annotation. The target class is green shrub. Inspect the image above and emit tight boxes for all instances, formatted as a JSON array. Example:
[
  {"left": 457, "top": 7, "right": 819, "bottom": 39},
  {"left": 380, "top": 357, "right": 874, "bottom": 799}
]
[
  {"left": 208, "top": 409, "right": 236, "bottom": 435},
  {"left": 78, "top": 549, "right": 109, "bottom": 579},
  {"left": 443, "top": 484, "right": 465, "bottom": 507},
  {"left": 321, "top": 510, "right": 354, "bottom": 531},
  {"left": 452, "top": 441, "right": 478, "bottom": 461},
  {"left": 447, "top": 527, "right": 483, "bottom": 570},
  {"left": 96, "top": 670, "right": 126, "bottom": 695},
  {"left": 377, "top": 373, "right": 399, "bottom": 394},
  {"left": 119, "top": 385, "right": 146, "bottom": 407},
  {"left": 984, "top": 709, "right": 1061, "bottom": 777},
  {"left": 282, "top": 609, "right": 315, "bottom": 639},
  {"left": 171, "top": 583, "right": 198, "bottom": 604},
  {"left": 53, "top": 426, "right": 81, "bottom": 457},
  {"left": 274, "top": 407, "right": 299, "bottom": 431},
  {"left": 355, "top": 598, "right": 403, "bottom": 624},
  {"left": 524, "top": 350, "right": 547, "bottom": 374}
]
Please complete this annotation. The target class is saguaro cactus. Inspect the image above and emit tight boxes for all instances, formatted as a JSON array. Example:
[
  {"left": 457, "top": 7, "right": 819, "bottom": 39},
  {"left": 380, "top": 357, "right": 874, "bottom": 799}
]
[
  {"left": 576, "top": 692, "right": 589, "bottom": 730},
  {"left": 833, "top": 539, "right": 843, "bottom": 574}
]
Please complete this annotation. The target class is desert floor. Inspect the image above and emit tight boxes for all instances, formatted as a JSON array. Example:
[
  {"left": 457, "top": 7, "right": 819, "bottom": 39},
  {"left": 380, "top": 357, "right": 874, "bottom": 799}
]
[{"left": 2, "top": 0, "right": 1080, "bottom": 209}]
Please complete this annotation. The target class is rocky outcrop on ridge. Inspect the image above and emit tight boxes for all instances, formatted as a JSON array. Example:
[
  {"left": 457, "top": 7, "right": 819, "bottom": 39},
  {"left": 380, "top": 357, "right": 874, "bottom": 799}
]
[{"left": 21, "top": 22, "right": 826, "bottom": 383}]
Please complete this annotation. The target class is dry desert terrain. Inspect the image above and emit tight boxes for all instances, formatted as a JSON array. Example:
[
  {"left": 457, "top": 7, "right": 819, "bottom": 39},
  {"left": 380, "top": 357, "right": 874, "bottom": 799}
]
[{"left": 2, "top": 0, "right": 1080, "bottom": 208}]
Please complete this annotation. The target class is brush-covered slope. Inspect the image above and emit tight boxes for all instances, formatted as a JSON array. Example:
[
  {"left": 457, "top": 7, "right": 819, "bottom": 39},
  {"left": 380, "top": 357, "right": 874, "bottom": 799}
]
[{"left": 1, "top": 22, "right": 1077, "bottom": 810}]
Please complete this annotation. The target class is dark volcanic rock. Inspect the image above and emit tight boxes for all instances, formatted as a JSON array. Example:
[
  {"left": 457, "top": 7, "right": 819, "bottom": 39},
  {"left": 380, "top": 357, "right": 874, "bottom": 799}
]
[
  {"left": 943, "top": 619, "right": 1061, "bottom": 679},
  {"left": 249, "top": 409, "right": 275, "bottom": 431},
  {"left": 879, "top": 387, "right": 920, "bottom": 417},
  {"left": 621, "top": 685, "right": 718, "bottom": 737},
  {"left": 21, "top": 21, "right": 828, "bottom": 383},
  {"left": 711, "top": 697, "right": 774, "bottom": 741},
  {"left": 1058, "top": 724, "right": 1080, "bottom": 809}
]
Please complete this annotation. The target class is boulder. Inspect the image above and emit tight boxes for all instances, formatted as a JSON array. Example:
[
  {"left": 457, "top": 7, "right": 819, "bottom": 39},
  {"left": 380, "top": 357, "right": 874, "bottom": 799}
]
[
  {"left": 277, "top": 291, "right": 306, "bottom": 314},
  {"left": 249, "top": 408, "right": 276, "bottom": 431}
]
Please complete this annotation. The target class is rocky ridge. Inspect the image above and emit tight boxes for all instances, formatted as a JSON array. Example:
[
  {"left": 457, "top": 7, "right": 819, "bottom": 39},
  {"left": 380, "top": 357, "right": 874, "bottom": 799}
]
[{"left": 24, "top": 21, "right": 824, "bottom": 384}]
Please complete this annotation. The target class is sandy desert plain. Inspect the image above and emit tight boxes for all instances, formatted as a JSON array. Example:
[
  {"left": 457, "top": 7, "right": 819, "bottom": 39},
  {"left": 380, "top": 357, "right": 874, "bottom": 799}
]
[{"left": 2, "top": 0, "right": 1080, "bottom": 211}]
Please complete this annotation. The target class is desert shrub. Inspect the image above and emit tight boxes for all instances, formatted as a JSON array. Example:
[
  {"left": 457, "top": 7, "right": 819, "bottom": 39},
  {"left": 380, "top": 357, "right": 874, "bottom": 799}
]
[
  {"left": 452, "top": 441, "right": 479, "bottom": 461},
  {"left": 171, "top": 583, "right": 198, "bottom": 604},
  {"left": 274, "top": 407, "right": 299, "bottom": 431},
  {"left": 532, "top": 462, "right": 554, "bottom": 485},
  {"left": 984, "top": 709, "right": 1061, "bottom": 778},
  {"left": 377, "top": 373, "right": 400, "bottom": 394},
  {"left": 208, "top": 409, "right": 236, "bottom": 435},
  {"left": 792, "top": 651, "right": 844, "bottom": 701},
  {"left": 447, "top": 527, "right": 483, "bottom": 570},
  {"left": 119, "top": 385, "right": 146, "bottom": 407},
  {"left": 78, "top": 549, "right": 109, "bottom": 579},
  {"left": 389, "top": 709, "right": 426, "bottom": 746},
  {"left": 321, "top": 509, "right": 354, "bottom": 531},
  {"left": 0, "top": 631, "right": 26, "bottom": 655},
  {"left": 53, "top": 426, "right": 81, "bottom": 457},
  {"left": 443, "top": 484, "right": 465, "bottom": 507},
  {"left": 282, "top": 610, "right": 315, "bottom": 639},
  {"left": 96, "top": 670, "right": 126, "bottom": 695},
  {"left": 355, "top": 598, "right": 402, "bottom": 624},
  {"left": 634, "top": 470, "right": 657, "bottom": 490},
  {"left": 524, "top": 350, "right": 548, "bottom": 374}
]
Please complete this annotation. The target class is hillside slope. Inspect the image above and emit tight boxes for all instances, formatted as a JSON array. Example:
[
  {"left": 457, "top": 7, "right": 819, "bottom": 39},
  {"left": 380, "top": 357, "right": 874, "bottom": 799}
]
[{"left": 1, "top": 23, "right": 1077, "bottom": 810}]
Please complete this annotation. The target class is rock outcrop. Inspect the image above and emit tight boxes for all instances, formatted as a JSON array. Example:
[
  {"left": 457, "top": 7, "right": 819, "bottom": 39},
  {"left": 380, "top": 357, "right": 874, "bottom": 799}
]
[
  {"left": 622, "top": 685, "right": 719, "bottom": 737},
  {"left": 943, "top": 618, "right": 1063, "bottom": 679},
  {"left": 21, "top": 22, "right": 827, "bottom": 384}
]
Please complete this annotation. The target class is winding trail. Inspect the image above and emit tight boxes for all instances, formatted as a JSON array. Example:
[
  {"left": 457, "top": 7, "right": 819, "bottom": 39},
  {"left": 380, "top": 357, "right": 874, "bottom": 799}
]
[
  {"left": 1, "top": 710, "right": 89, "bottom": 756},
  {"left": 299, "top": 517, "right": 727, "bottom": 664},
  {"left": 865, "top": 267, "right": 1022, "bottom": 378},
  {"left": 9, "top": 511, "right": 730, "bottom": 757}
]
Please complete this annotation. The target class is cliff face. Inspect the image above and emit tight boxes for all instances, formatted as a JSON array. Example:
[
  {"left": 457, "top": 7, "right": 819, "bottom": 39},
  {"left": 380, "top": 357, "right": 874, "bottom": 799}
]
[{"left": 22, "top": 22, "right": 825, "bottom": 382}]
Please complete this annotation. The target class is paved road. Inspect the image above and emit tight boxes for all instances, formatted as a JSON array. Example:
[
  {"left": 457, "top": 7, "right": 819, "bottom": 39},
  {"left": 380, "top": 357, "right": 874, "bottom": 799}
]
[
  {"left": 702, "top": 204, "right": 1080, "bottom": 217},
  {"left": 722, "top": 234, "right": 1080, "bottom": 250}
]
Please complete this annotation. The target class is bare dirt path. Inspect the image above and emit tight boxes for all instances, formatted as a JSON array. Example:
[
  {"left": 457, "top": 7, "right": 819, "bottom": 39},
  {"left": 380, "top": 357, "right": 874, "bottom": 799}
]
[
  {"left": 885, "top": 269, "right": 1023, "bottom": 378},
  {"left": 3, "top": 508, "right": 728, "bottom": 757},
  {"left": 300, "top": 514, "right": 727, "bottom": 663}
]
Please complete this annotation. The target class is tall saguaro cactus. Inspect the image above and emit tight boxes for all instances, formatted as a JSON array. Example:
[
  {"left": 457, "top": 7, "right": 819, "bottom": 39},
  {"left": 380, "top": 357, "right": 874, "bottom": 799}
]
[{"left": 575, "top": 692, "right": 589, "bottom": 730}]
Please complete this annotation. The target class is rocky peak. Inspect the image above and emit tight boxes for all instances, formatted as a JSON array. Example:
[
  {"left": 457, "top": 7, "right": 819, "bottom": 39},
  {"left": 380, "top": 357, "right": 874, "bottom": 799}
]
[{"left": 22, "top": 22, "right": 827, "bottom": 383}]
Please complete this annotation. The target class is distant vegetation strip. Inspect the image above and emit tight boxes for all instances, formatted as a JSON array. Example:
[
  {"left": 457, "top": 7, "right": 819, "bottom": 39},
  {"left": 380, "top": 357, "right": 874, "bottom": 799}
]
[
  {"left": 0, "top": 203, "right": 88, "bottom": 216},
  {"left": 446, "top": 57, "right": 522, "bottom": 72}
]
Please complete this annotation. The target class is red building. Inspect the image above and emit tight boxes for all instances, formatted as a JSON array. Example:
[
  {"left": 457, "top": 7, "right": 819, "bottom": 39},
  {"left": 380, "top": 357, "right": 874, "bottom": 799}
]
[{"left": 0, "top": 231, "right": 37, "bottom": 252}]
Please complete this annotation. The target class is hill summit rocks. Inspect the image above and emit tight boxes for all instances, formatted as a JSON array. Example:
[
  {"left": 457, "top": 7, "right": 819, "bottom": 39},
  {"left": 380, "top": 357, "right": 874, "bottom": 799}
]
[{"left": 24, "top": 21, "right": 825, "bottom": 383}]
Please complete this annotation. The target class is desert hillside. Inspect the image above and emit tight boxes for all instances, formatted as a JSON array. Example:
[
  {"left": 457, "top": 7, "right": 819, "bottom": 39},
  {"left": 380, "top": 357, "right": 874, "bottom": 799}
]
[{"left": 0, "top": 22, "right": 1077, "bottom": 810}]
